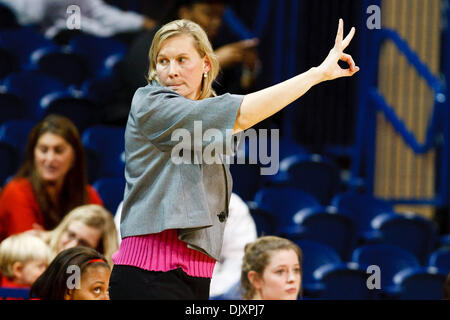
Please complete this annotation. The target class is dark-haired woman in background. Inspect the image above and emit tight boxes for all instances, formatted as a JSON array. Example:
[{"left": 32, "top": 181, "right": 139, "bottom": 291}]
[
  {"left": 30, "top": 246, "right": 110, "bottom": 300},
  {"left": 0, "top": 114, "right": 103, "bottom": 241}
]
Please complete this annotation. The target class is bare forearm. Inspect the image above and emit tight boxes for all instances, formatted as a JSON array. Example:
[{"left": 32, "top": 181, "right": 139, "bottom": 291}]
[
  {"left": 233, "top": 67, "right": 326, "bottom": 134},
  {"left": 232, "top": 19, "right": 359, "bottom": 134}
]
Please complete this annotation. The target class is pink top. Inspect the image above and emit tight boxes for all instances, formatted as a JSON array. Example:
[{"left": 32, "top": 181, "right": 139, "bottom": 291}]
[{"left": 112, "top": 229, "right": 216, "bottom": 278}]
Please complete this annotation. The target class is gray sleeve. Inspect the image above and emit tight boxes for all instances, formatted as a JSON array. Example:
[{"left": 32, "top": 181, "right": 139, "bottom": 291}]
[{"left": 133, "top": 86, "right": 244, "bottom": 153}]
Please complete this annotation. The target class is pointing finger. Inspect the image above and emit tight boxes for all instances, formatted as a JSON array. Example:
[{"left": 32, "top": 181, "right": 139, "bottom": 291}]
[
  {"left": 335, "top": 18, "right": 344, "bottom": 47},
  {"left": 342, "top": 27, "right": 356, "bottom": 49}
]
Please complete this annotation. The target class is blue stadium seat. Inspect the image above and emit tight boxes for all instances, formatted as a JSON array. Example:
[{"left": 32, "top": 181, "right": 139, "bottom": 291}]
[
  {"left": 229, "top": 161, "right": 262, "bottom": 202},
  {"left": 278, "top": 138, "right": 308, "bottom": 161},
  {"left": 93, "top": 177, "right": 125, "bottom": 214},
  {"left": 39, "top": 90, "right": 103, "bottom": 133},
  {"left": 0, "top": 119, "right": 35, "bottom": 185},
  {"left": 246, "top": 201, "right": 277, "bottom": 236},
  {"left": 0, "top": 27, "right": 57, "bottom": 68},
  {"left": 270, "top": 154, "right": 341, "bottom": 204},
  {"left": 294, "top": 239, "right": 341, "bottom": 298},
  {"left": 29, "top": 47, "right": 89, "bottom": 86},
  {"left": 0, "top": 47, "right": 17, "bottom": 80},
  {"left": 427, "top": 248, "right": 450, "bottom": 275},
  {"left": 80, "top": 75, "right": 120, "bottom": 104},
  {"left": 228, "top": 133, "right": 263, "bottom": 201},
  {"left": 68, "top": 34, "right": 127, "bottom": 77},
  {"left": 0, "top": 90, "right": 27, "bottom": 124},
  {"left": 290, "top": 206, "right": 357, "bottom": 260},
  {"left": 82, "top": 125, "right": 125, "bottom": 183},
  {"left": 312, "top": 262, "right": 377, "bottom": 299},
  {"left": 390, "top": 267, "right": 447, "bottom": 300},
  {"left": 351, "top": 243, "right": 420, "bottom": 296},
  {"left": 331, "top": 192, "right": 394, "bottom": 242},
  {"left": 69, "top": 34, "right": 127, "bottom": 103},
  {"left": 0, "top": 119, "right": 35, "bottom": 159},
  {"left": 439, "top": 234, "right": 450, "bottom": 247},
  {"left": 253, "top": 187, "right": 320, "bottom": 235},
  {"left": 0, "top": 287, "right": 30, "bottom": 299},
  {"left": 0, "top": 142, "right": 16, "bottom": 187},
  {"left": 3, "top": 71, "right": 65, "bottom": 120},
  {"left": 258, "top": 138, "right": 309, "bottom": 187},
  {"left": 371, "top": 212, "right": 439, "bottom": 264},
  {"left": 249, "top": 135, "right": 307, "bottom": 162}
]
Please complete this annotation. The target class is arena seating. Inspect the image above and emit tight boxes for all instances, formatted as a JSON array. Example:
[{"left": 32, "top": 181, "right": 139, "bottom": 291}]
[
  {"left": 93, "top": 177, "right": 126, "bottom": 214},
  {"left": 0, "top": 2, "right": 448, "bottom": 301},
  {"left": 82, "top": 125, "right": 126, "bottom": 183},
  {"left": 253, "top": 187, "right": 320, "bottom": 234},
  {"left": 289, "top": 205, "right": 357, "bottom": 260}
]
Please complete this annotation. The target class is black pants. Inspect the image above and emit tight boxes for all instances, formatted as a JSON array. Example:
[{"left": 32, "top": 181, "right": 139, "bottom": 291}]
[{"left": 109, "top": 265, "right": 211, "bottom": 300}]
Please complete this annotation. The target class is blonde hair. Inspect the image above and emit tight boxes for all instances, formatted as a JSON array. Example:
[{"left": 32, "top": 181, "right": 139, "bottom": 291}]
[
  {"left": 47, "top": 205, "right": 118, "bottom": 266},
  {"left": 147, "top": 19, "right": 220, "bottom": 100},
  {"left": 0, "top": 233, "right": 51, "bottom": 279},
  {"left": 241, "top": 236, "right": 303, "bottom": 300}
]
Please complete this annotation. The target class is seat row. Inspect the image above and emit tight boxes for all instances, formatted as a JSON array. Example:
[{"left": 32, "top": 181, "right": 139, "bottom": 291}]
[
  {"left": 247, "top": 187, "right": 443, "bottom": 264},
  {"left": 230, "top": 138, "right": 346, "bottom": 204},
  {"left": 301, "top": 240, "right": 448, "bottom": 300},
  {"left": 0, "top": 27, "right": 128, "bottom": 131},
  {"left": 0, "top": 26, "right": 126, "bottom": 86},
  {"left": 214, "top": 240, "right": 449, "bottom": 300}
]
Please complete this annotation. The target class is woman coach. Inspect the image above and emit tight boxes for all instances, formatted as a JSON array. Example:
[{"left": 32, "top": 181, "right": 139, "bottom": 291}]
[{"left": 109, "top": 18, "right": 358, "bottom": 299}]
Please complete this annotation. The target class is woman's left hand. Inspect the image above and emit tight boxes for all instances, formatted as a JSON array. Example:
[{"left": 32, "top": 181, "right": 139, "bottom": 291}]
[{"left": 317, "top": 19, "right": 360, "bottom": 81}]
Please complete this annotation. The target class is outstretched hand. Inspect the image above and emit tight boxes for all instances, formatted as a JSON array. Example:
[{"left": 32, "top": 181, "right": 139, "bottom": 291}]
[{"left": 318, "top": 19, "right": 359, "bottom": 81}]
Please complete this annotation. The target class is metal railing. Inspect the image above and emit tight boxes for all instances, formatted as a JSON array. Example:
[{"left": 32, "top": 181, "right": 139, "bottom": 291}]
[{"left": 351, "top": 0, "right": 449, "bottom": 206}]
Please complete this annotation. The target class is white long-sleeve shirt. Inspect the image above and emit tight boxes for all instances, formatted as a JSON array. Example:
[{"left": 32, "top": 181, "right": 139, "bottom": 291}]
[
  {"left": 209, "top": 193, "right": 257, "bottom": 297},
  {"left": 0, "top": 0, "right": 144, "bottom": 37}
]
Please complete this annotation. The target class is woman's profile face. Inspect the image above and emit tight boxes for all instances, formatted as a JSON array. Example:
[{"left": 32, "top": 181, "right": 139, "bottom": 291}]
[
  {"left": 34, "top": 132, "right": 75, "bottom": 186},
  {"left": 58, "top": 220, "right": 102, "bottom": 253},
  {"left": 64, "top": 265, "right": 111, "bottom": 300},
  {"left": 156, "top": 34, "right": 210, "bottom": 100},
  {"left": 251, "top": 249, "right": 301, "bottom": 300}
]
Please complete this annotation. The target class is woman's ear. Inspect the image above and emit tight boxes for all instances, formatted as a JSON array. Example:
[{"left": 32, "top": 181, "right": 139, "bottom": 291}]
[
  {"left": 64, "top": 289, "right": 74, "bottom": 300},
  {"left": 247, "top": 270, "right": 262, "bottom": 290},
  {"left": 11, "top": 261, "right": 24, "bottom": 280},
  {"left": 203, "top": 56, "right": 212, "bottom": 74}
]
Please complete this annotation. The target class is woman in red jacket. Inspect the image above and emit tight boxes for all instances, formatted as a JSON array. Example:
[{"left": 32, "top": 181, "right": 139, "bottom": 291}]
[{"left": 0, "top": 115, "right": 103, "bottom": 241}]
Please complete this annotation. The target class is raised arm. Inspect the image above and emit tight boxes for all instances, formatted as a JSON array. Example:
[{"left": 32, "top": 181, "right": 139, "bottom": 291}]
[{"left": 233, "top": 19, "right": 359, "bottom": 134}]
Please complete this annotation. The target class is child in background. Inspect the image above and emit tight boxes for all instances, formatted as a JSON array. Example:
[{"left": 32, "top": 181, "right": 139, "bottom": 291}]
[{"left": 0, "top": 233, "right": 51, "bottom": 288}]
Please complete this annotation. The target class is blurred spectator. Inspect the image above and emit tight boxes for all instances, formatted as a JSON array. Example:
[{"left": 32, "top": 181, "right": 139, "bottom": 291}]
[
  {"left": 209, "top": 193, "right": 257, "bottom": 298},
  {"left": 0, "top": 233, "right": 51, "bottom": 288},
  {"left": 0, "top": 115, "right": 103, "bottom": 241},
  {"left": 174, "top": 0, "right": 260, "bottom": 94},
  {"left": 30, "top": 246, "right": 110, "bottom": 300},
  {"left": 444, "top": 273, "right": 450, "bottom": 300},
  {"left": 241, "top": 236, "right": 303, "bottom": 300},
  {"left": 0, "top": 0, "right": 156, "bottom": 39},
  {"left": 109, "top": 0, "right": 259, "bottom": 125},
  {"left": 44, "top": 204, "right": 118, "bottom": 266}
]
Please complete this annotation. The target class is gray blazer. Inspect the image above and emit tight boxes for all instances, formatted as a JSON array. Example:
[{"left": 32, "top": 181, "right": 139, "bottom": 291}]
[{"left": 120, "top": 82, "right": 244, "bottom": 260}]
